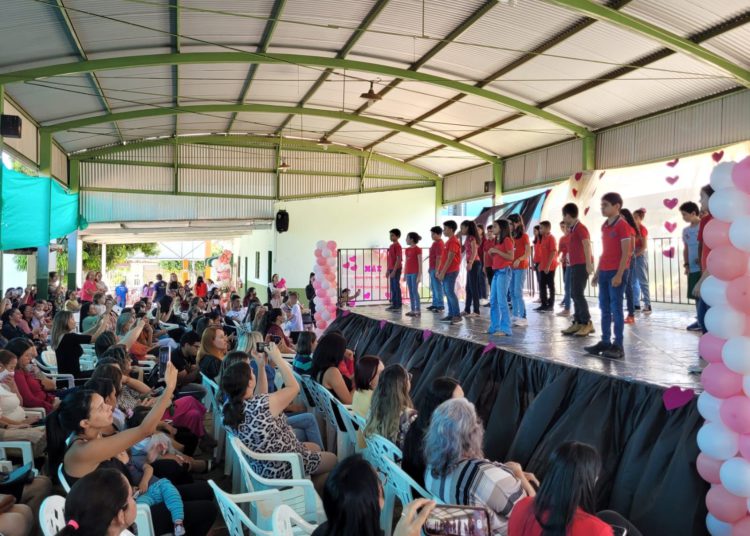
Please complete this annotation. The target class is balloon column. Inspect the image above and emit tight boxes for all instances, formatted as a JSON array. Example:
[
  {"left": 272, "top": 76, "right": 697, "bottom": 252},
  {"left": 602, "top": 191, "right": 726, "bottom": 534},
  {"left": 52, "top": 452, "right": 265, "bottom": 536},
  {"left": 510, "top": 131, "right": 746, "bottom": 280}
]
[
  {"left": 697, "top": 155, "right": 750, "bottom": 536},
  {"left": 312, "top": 240, "right": 339, "bottom": 331}
]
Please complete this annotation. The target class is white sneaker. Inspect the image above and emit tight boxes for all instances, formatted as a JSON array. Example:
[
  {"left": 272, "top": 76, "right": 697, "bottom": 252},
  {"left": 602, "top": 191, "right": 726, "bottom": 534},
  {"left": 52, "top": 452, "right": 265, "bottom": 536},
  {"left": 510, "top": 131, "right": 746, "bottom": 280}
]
[{"left": 514, "top": 317, "right": 528, "bottom": 327}]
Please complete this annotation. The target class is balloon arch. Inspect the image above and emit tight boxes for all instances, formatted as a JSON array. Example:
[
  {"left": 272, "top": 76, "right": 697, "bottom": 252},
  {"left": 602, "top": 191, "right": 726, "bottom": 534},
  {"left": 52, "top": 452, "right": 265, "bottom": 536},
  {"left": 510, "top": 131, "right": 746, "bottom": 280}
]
[{"left": 311, "top": 240, "right": 338, "bottom": 331}]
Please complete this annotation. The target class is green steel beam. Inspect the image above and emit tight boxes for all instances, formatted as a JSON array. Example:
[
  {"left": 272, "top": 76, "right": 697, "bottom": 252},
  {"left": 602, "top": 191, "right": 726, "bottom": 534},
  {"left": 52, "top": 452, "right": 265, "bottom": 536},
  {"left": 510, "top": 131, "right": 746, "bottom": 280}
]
[
  {"left": 275, "top": 134, "right": 282, "bottom": 200},
  {"left": 68, "top": 159, "right": 80, "bottom": 193},
  {"left": 275, "top": 0, "right": 391, "bottom": 134},
  {"left": 73, "top": 135, "right": 440, "bottom": 181},
  {"left": 172, "top": 136, "right": 179, "bottom": 193},
  {"left": 0, "top": 52, "right": 590, "bottom": 137},
  {"left": 493, "top": 160, "right": 503, "bottom": 199},
  {"left": 170, "top": 0, "right": 180, "bottom": 132},
  {"left": 544, "top": 0, "right": 750, "bottom": 87},
  {"left": 80, "top": 186, "right": 274, "bottom": 201},
  {"left": 52, "top": 0, "right": 124, "bottom": 142},
  {"left": 227, "top": 0, "right": 286, "bottom": 132},
  {"left": 281, "top": 182, "right": 433, "bottom": 201},
  {"left": 325, "top": 0, "right": 498, "bottom": 138},
  {"left": 39, "top": 131, "right": 53, "bottom": 177},
  {"left": 43, "top": 104, "right": 497, "bottom": 162},
  {"left": 582, "top": 134, "right": 596, "bottom": 170}
]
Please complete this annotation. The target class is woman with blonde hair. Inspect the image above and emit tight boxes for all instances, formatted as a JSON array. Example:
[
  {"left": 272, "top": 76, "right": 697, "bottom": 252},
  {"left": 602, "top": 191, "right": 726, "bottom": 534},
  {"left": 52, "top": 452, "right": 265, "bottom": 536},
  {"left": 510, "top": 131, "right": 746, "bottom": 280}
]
[
  {"left": 251, "top": 305, "right": 267, "bottom": 333},
  {"left": 363, "top": 363, "right": 416, "bottom": 449},
  {"left": 197, "top": 325, "right": 228, "bottom": 381},
  {"left": 50, "top": 309, "right": 110, "bottom": 378}
]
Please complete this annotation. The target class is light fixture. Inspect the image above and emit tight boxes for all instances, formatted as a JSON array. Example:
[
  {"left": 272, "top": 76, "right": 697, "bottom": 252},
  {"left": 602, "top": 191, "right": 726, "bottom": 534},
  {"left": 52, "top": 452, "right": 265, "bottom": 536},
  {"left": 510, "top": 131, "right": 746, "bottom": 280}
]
[
  {"left": 360, "top": 81, "right": 382, "bottom": 103},
  {"left": 317, "top": 137, "right": 333, "bottom": 150},
  {"left": 277, "top": 160, "right": 291, "bottom": 172}
]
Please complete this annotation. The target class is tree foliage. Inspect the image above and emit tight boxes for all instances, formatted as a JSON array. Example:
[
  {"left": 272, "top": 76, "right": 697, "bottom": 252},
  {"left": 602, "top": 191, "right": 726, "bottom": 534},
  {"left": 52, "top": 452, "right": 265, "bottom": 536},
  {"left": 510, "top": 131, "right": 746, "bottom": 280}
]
[{"left": 13, "top": 242, "right": 158, "bottom": 273}]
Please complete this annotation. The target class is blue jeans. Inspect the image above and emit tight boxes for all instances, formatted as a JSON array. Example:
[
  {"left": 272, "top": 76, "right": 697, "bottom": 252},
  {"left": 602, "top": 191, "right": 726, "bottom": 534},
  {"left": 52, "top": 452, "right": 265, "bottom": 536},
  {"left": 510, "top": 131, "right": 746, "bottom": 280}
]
[
  {"left": 562, "top": 266, "right": 572, "bottom": 309},
  {"left": 697, "top": 297, "right": 710, "bottom": 335},
  {"left": 478, "top": 262, "right": 488, "bottom": 300},
  {"left": 490, "top": 268, "right": 512, "bottom": 335},
  {"left": 405, "top": 273, "right": 420, "bottom": 312},
  {"left": 632, "top": 255, "right": 651, "bottom": 308},
  {"left": 429, "top": 269, "right": 444, "bottom": 308},
  {"left": 599, "top": 269, "right": 628, "bottom": 347},
  {"left": 389, "top": 268, "right": 402, "bottom": 307},
  {"left": 442, "top": 271, "right": 460, "bottom": 318},
  {"left": 288, "top": 412, "right": 324, "bottom": 449},
  {"left": 511, "top": 269, "right": 526, "bottom": 319},
  {"left": 623, "top": 258, "right": 635, "bottom": 316}
]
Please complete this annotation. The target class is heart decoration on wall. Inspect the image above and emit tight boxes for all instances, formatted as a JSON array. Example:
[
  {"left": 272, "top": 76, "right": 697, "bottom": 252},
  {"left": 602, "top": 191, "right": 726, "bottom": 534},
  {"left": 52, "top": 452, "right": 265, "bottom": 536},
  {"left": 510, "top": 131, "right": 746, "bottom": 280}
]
[
  {"left": 666, "top": 176, "right": 679, "bottom": 185},
  {"left": 664, "top": 222, "right": 678, "bottom": 233},
  {"left": 349, "top": 264, "right": 358, "bottom": 271},
  {"left": 572, "top": 188, "right": 578, "bottom": 198},
  {"left": 574, "top": 172, "right": 583, "bottom": 181},
  {"left": 342, "top": 262, "right": 350, "bottom": 269},
  {"left": 349, "top": 255, "right": 356, "bottom": 262},
  {"left": 584, "top": 207, "right": 590, "bottom": 216},
  {"left": 662, "top": 247, "right": 676, "bottom": 258},
  {"left": 667, "top": 158, "right": 679, "bottom": 167},
  {"left": 663, "top": 198, "right": 679, "bottom": 210},
  {"left": 363, "top": 292, "right": 371, "bottom": 299},
  {"left": 712, "top": 150, "right": 724, "bottom": 163}
]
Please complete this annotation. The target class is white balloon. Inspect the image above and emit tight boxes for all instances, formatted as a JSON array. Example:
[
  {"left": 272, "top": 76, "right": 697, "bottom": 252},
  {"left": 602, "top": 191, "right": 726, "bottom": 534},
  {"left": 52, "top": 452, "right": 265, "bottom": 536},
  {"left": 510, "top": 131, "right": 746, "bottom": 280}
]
[
  {"left": 322, "top": 249, "right": 332, "bottom": 258},
  {"left": 744, "top": 375, "right": 750, "bottom": 398},
  {"left": 327, "top": 257, "right": 336, "bottom": 267},
  {"left": 697, "top": 421, "right": 739, "bottom": 460},
  {"left": 729, "top": 216, "right": 750, "bottom": 253},
  {"left": 722, "top": 337, "right": 750, "bottom": 375},
  {"left": 321, "top": 280, "right": 330, "bottom": 290},
  {"left": 709, "top": 189, "right": 750, "bottom": 223},
  {"left": 320, "top": 310, "right": 331, "bottom": 321},
  {"left": 697, "top": 391, "right": 724, "bottom": 423},
  {"left": 705, "top": 305, "right": 745, "bottom": 339},
  {"left": 316, "top": 240, "right": 326, "bottom": 250},
  {"left": 710, "top": 162, "right": 737, "bottom": 191},
  {"left": 701, "top": 276, "right": 729, "bottom": 307},
  {"left": 720, "top": 457, "right": 750, "bottom": 497},
  {"left": 706, "top": 514, "right": 732, "bottom": 536}
]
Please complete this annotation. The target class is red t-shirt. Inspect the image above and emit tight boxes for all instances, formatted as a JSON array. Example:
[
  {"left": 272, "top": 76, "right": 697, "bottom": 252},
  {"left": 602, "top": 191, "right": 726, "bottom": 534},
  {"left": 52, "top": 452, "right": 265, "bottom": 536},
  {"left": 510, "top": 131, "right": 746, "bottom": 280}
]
[
  {"left": 513, "top": 234, "right": 530, "bottom": 270},
  {"left": 490, "top": 237, "right": 514, "bottom": 270},
  {"left": 508, "top": 497, "right": 613, "bottom": 536},
  {"left": 636, "top": 224, "right": 648, "bottom": 251},
  {"left": 567, "top": 221, "right": 591, "bottom": 266},
  {"left": 538, "top": 234, "right": 558, "bottom": 271},
  {"left": 599, "top": 216, "right": 633, "bottom": 271},
  {"left": 532, "top": 241, "right": 542, "bottom": 264},
  {"left": 404, "top": 246, "right": 422, "bottom": 275},
  {"left": 698, "top": 214, "right": 713, "bottom": 271},
  {"left": 429, "top": 239, "right": 444, "bottom": 270},
  {"left": 439, "top": 235, "right": 462, "bottom": 274},
  {"left": 81, "top": 280, "right": 97, "bottom": 302},
  {"left": 464, "top": 236, "right": 479, "bottom": 264},
  {"left": 481, "top": 238, "right": 494, "bottom": 266},
  {"left": 387, "top": 242, "right": 403, "bottom": 271},
  {"left": 558, "top": 234, "right": 570, "bottom": 266}
]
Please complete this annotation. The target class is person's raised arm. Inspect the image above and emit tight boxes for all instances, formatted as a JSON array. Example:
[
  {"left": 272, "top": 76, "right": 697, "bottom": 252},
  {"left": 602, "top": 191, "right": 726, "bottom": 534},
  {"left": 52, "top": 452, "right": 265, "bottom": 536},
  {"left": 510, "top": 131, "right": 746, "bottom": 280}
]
[
  {"left": 118, "top": 318, "right": 146, "bottom": 350},
  {"left": 326, "top": 367, "right": 353, "bottom": 405},
  {"left": 265, "top": 344, "right": 299, "bottom": 416},
  {"left": 253, "top": 351, "right": 269, "bottom": 396}
]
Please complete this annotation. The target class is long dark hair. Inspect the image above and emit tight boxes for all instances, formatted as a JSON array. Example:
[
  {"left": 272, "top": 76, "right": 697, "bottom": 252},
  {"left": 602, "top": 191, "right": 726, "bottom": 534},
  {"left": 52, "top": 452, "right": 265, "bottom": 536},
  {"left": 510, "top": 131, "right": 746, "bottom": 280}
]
[
  {"left": 91, "top": 365, "right": 123, "bottom": 398},
  {"left": 533, "top": 224, "right": 541, "bottom": 244},
  {"left": 494, "top": 219, "right": 512, "bottom": 243},
  {"left": 295, "top": 331, "right": 317, "bottom": 356},
  {"left": 47, "top": 390, "right": 96, "bottom": 477},
  {"left": 4, "top": 337, "right": 34, "bottom": 358},
  {"left": 56, "top": 468, "right": 131, "bottom": 536},
  {"left": 84, "top": 378, "right": 116, "bottom": 401},
  {"left": 320, "top": 454, "right": 383, "bottom": 536},
  {"left": 620, "top": 208, "right": 640, "bottom": 238},
  {"left": 508, "top": 213, "right": 525, "bottom": 239},
  {"left": 460, "top": 220, "right": 480, "bottom": 242},
  {"left": 531, "top": 441, "right": 601, "bottom": 536},
  {"left": 354, "top": 355, "right": 382, "bottom": 391},
  {"left": 263, "top": 308, "right": 284, "bottom": 336},
  {"left": 401, "top": 377, "right": 460, "bottom": 484},
  {"left": 310, "top": 332, "right": 347, "bottom": 380},
  {"left": 221, "top": 362, "right": 253, "bottom": 428},
  {"left": 79, "top": 302, "right": 93, "bottom": 330}
]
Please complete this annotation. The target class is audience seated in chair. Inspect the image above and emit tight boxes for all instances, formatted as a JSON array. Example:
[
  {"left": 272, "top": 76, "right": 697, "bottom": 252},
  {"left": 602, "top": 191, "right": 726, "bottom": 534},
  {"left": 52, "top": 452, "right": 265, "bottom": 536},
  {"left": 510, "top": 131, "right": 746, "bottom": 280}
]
[{"left": 364, "top": 364, "right": 416, "bottom": 450}]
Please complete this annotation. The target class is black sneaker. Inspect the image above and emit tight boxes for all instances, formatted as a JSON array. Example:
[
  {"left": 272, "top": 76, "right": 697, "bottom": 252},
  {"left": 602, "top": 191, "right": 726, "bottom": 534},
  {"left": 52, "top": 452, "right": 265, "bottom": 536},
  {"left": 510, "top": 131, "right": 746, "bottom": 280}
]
[
  {"left": 426, "top": 306, "right": 436, "bottom": 311},
  {"left": 440, "top": 316, "right": 452, "bottom": 322},
  {"left": 584, "top": 341, "right": 611, "bottom": 355},
  {"left": 602, "top": 344, "right": 625, "bottom": 359},
  {"left": 534, "top": 306, "right": 545, "bottom": 312}
]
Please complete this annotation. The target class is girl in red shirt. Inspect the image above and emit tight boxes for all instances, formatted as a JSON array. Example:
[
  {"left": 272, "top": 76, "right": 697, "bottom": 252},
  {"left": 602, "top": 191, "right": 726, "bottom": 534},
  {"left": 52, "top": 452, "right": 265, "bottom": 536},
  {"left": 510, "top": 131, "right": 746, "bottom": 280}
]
[
  {"left": 460, "top": 221, "right": 482, "bottom": 317},
  {"left": 403, "top": 232, "right": 423, "bottom": 317},
  {"left": 488, "top": 219, "right": 515, "bottom": 336},
  {"left": 508, "top": 214, "right": 530, "bottom": 326}
]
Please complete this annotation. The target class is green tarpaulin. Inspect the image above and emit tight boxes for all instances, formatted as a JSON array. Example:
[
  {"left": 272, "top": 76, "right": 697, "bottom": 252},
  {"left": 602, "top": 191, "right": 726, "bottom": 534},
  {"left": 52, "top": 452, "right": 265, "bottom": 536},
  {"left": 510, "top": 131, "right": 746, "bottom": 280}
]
[{"left": 0, "top": 165, "right": 79, "bottom": 250}]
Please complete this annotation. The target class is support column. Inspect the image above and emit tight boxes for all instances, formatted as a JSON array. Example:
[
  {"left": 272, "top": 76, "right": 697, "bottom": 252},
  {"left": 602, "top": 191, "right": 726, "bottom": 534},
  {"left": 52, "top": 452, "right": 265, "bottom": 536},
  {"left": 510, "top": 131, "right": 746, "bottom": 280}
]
[
  {"left": 582, "top": 134, "right": 597, "bottom": 171},
  {"left": 100, "top": 243, "right": 107, "bottom": 286},
  {"left": 492, "top": 159, "right": 503, "bottom": 204},
  {"left": 434, "top": 180, "right": 444, "bottom": 225},
  {"left": 39, "top": 130, "right": 53, "bottom": 177},
  {"left": 67, "top": 231, "right": 81, "bottom": 291},
  {"left": 36, "top": 245, "right": 50, "bottom": 299}
]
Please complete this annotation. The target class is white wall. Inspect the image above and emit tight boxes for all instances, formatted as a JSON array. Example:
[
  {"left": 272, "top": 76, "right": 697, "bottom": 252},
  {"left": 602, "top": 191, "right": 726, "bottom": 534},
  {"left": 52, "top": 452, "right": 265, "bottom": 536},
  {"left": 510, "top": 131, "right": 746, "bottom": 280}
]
[
  {"left": 236, "top": 227, "right": 275, "bottom": 289},
  {"left": 237, "top": 187, "right": 437, "bottom": 290}
]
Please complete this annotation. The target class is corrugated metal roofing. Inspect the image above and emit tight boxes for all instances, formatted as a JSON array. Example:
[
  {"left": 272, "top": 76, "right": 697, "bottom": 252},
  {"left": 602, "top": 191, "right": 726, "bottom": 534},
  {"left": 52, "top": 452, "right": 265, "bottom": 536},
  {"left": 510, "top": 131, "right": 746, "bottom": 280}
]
[
  {"left": 180, "top": 0, "right": 272, "bottom": 50},
  {"left": 622, "top": 0, "right": 749, "bottom": 38},
  {"left": 410, "top": 148, "right": 483, "bottom": 176},
  {"left": 468, "top": 115, "right": 573, "bottom": 157},
  {"left": 180, "top": 168, "right": 275, "bottom": 197}
]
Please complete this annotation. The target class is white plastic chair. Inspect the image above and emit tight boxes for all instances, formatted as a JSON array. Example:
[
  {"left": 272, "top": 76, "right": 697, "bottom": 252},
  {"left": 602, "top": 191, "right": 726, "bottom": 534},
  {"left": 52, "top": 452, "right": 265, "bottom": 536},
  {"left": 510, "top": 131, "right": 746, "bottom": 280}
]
[
  {"left": 40, "top": 495, "right": 66, "bottom": 536},
  {"left": 291, "top": 371, "right": 316, "bottom": 411},
  {"left": 208, "top": 479, "right": 279, "bottom": 536},
  {"left": 378, "top": 455, "right": 441, "bottom": 535},
  {"left": 0, "top": 441, "right": 38, "bottom": 477},
  {"left": 305, "top": 379, "right": 353, "bottom": 456},
  {"left": 230, "top": 436, "right": 325, "bottom": 530},
  {"left": 329, "top": 395, "right": 362, "bottom": 456},
  {"left": 201, "top": 373, "right": 226, "bottom": 462},
  {"left": 272, "top": 504, "right": 318, "bottom": 535}
]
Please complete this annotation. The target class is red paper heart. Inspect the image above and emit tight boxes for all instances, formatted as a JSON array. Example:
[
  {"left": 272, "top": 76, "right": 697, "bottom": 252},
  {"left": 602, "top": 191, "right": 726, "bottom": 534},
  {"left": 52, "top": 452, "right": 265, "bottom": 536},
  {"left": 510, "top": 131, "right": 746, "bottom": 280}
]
[
  {"left": 666, "top": 158, "right": 679, "bottom": 167},
  {"left": 666, "top": 176, "right": 679, "bottom": 185},
  {"left": 664, "top": 222, "right": 677, "bottom": 233},
  {"left": 385, "top": 292, "right": 391, "bottom": 299},
  {"left": 350, "top": 264, "right": 358, "bottom": 271},
  {"left": 712, "top": 150, "right": 724, "bottom": 163},
  {"left": 663, "top": 198, "right": 678, "bottom": 210},
  {"left": 599, "top": 171, "right": 606, "bottom": 179},
  {"left": 342, "top": 262, "right": 350, "bottom": 269},
  {"left": 662, "top": 247, "right": 675, "bottom": 258},
  {"left": 363, "top": 292, "right": 371, "bottom": 299},
  {"left": 574, "top": 172, "right": 583, "bottom": 181},
  {"left": 662, "top": 386, "right": 694, "bottom": 410},
  {"left": 584, "top": 207, "right": 590, "bottom": 216},
  {"left": 572, "top": 188, "right": 578, "bottom": 198}
]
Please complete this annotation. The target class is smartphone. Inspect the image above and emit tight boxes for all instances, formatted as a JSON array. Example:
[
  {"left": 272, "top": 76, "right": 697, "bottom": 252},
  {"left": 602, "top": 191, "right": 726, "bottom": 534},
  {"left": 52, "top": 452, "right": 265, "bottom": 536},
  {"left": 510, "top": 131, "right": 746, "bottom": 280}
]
[
  {"left": 256, "top": 342, "right": 270, "bottom": 353},
  {"left": 112, "top": 305, "right": 122, "bottom": 315},
  {"left": 612, "top": 527, "right": 628, "bottom": 536},
  {"left": 158, "top": 346, "right": 171, "bottom": 379},
  {"left": 423, "top": 505, "right": 491, "bottom": 536}
]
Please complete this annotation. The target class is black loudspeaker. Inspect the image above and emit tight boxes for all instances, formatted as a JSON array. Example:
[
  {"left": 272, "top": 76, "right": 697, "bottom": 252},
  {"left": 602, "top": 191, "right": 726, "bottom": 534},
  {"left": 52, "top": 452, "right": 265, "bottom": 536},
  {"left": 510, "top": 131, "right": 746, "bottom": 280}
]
[
  {"left": 0, "top": 115, "right": 22, "bottom": 138},
  {"left": 484, "top": 181, "right": 494, "bottom": 194},
  {"left": 275, "top": 210, "right": 289, "bottom": 233}
]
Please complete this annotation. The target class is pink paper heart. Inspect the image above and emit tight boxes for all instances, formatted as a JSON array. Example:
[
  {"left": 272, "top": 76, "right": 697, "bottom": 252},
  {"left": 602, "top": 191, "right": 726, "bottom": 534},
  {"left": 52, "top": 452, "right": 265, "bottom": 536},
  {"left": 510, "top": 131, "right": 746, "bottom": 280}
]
[
  {"left": 663, "top": 198, "right": 678, "bottom": 210},
  {"left": 599, "top": 171, "right": 606, "bottom": 179},
  {"left": 350, "top": 264, "right": 358, "bottom": 271},
  {"left": 662, "top": 247, "right": 675, "bottom": 258},
  {"left": 712, "top": 150, "right": 724, "bottom": 163},
  {"left": 423, "top": 329, "right": 432, "bottom": 341},
  {"left": 666, "top": 158, "right": 679, "bottom": 167},
  {"left": 385, "top": 292, "right": 391, "bottom": 299},
  {"left": 666, "top": 176, "right": 679, "bottom": 185},
  {"left": 482, "top": 342, "right": 496, "bottom": 355},
  {"left": 342, "top": 262, "right": 350, "bottom": 269},
  {"left": 379, "top": 320, "right": 387, "bottom": 330},
  {"left": 584, "top": 207, "right": 590, "bottom": 216},
  {"left": 347, "top": 300, "right": 356, "bottom": 307},
  {"left": 574, "top": 172, "right": 583, "bottom": 181},
  {"left": 572, "top": 188, "right": 578, "bottom": 198},
  {"left": 664, "top": 222, "right": 677, "bottom": 233},
  {"left": 342, "top": 309, "right": 351, "bottom": 317},
  {"left": 349, "top": 256, "right": 356, "bottom": 262},
  {"left": 662, "top": 386, "right": 694, "bottom": 410},
  {"left": 363, "top": 292, "right": 371, "bottom": 299}
]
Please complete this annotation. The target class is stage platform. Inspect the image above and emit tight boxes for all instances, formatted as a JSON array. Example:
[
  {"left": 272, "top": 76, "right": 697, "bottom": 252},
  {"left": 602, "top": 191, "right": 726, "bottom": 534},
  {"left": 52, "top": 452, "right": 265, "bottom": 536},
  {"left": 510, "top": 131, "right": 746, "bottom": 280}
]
[{"left": 355, "top": 300, "right": 702, "bottom": 391}]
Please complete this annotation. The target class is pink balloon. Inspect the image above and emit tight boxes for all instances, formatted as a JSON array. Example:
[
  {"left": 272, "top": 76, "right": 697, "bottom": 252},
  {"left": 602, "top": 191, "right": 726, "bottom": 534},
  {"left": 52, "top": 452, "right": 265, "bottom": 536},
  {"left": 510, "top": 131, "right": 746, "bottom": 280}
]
[
  {"left": 727, "top": 276, "right": 750, "bottom": 315},
  {"left": 731, "top": 155, "right": 750, "bottom": 194},
  {"left": 700, "top": 333, "right": 727, "bottom": 363},
  {"left": 314, "top": 249, "right": 323, "bottom": 258},
  {"left": 316, "top": 257, "right": 327, "bottom": 266},
  {"left": 720, "top": 396, "right": 750, "bottom": 434},
  {"left": 732, "top": 516, "right": 750, "bottom": 536},
  {"left": 317, "top": 320, "right": 328, "bottom": 330},
  {"left": 704, "top": 219, "right": 732, "bottom": 250},
  {"left": 326, "top": 241, "right": 337, "bottom": 251},
  {"left": 702, "top": 363, "right": 744, "bottom": 398},
  {"left": 316, "top": 288, "right": 325, "bottom": 297},
  {"left": 707, "top": 246, "right": 749, "bottom": 281},
  {"left": 739, "top": 434, "right": 750, "bottom": 459},
  {"left": 697, "top": 453, "right": 723, "bottom": 484},
  {"left": 706, "top": 484, "right": 748, "bottom": 523}
]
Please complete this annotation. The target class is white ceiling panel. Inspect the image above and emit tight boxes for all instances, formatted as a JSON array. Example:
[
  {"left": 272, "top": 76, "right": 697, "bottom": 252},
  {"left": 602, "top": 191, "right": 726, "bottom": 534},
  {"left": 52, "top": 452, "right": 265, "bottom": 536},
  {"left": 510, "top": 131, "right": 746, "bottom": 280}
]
[
  {"left": 177, "top": 112, "right": 234, "bottom": 134},
  {"left": 55, "top": 127, "right": 119, "bottom": 154},
  {"left": 328, "top": 122, "right": 396, "bottom": 148},
  {"left": 283, "top": 116, "right": 343, "bottom": 139},
  {"left": 244, "top": 64, "right": 322, "bottom": 105},
  {"left": 372, "top": 132, "right": 442, "bottom": 161},
  {"left": 179, "top": 63, "right": 247, "bottom": 105},
  {"left": 8, "top": 74, "right": 108, "bottom": 124},
  {"left": 468, "top": 115, "right": 572, "bottom": 158},
  {"left": 304, "top": 70, "right": 399, "bottom": 114},
  {"left": 363, "top": 82, "right": 466, "bottom": 125},
  {"left": 96, "top": 66, "right": 174, "bottom": 111},
  {"left": 180, "top": 0, "right": 272, "bottom": 50},
  {"left": 703, "top": 25, "right": 750, "bottom": 69},
  {"left": 411, "top": 92, "right": 518, "bottom": 139},
  {"left": 621, "top": 0, "right": 749, "bottom": 38},
  {"left": 231, "top": 112, "right": 285, "bottom": 134},
  {"left": 409, "top": 147, "right": 484, "bottom": 176}
]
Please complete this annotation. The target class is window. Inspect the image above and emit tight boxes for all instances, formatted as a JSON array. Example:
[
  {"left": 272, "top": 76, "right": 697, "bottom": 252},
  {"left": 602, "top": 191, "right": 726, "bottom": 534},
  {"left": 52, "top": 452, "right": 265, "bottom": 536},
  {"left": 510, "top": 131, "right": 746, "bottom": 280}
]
[{"left": 254, "top": 251, "right": 260, "bottom": 279}]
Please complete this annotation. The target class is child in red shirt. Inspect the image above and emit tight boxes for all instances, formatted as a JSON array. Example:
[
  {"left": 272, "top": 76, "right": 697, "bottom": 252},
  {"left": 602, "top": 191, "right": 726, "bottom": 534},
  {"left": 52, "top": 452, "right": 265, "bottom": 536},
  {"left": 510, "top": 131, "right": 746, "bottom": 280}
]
[
  {"left": 386, "top": 228, "right": 403, "bottom": 311},
  {"left": 403, "top": 232, "right": 423, "bottom": 317},
  {"left": 558, "top": 221, "right": 572, "bottom": 316},
  {"left": 437, "top": 220, "right": 462, "bottom": 323},
  {"left": 535, "top": 221, "right": 557, "bottom": 312},
  {"left": 632, "top": 208, "right": 651, "bottom": 313},
  {"left": 483, "top": 225, "right": 496, "bottom": 295},
  {"left": 488, "top": 219, "right": 515, "bottom": 336},
  {"left": 427, "top": 226, "right": 445, "bottom": 312},
  {"left": 508, "top": 214, "right": 530, "bottom": 326}
]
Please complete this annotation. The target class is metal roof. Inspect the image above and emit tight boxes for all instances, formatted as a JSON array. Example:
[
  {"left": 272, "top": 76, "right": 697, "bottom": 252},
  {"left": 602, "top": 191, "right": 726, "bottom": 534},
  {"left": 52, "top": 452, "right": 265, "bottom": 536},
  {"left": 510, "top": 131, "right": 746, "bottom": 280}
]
[{"left": 0, "top": 0, "right": 747, "bottom": 176}]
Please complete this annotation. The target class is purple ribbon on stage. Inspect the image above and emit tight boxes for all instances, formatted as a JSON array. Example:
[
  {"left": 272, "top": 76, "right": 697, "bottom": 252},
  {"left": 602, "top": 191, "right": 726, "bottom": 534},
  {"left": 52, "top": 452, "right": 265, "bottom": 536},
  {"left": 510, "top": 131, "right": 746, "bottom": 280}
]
[
  {"left": 482, "top": 342, "right": 496, "bottom": 355},
  {"left": 423, "top": 329, "right": 432, "bottom": 341},
  {"left": 379, "top": 320, "right": 387, "bottom": 330}
]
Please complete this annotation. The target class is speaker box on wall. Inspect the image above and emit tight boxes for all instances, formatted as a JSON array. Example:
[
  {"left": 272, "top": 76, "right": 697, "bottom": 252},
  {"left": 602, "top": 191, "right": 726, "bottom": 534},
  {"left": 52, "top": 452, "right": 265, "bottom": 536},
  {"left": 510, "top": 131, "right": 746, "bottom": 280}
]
[
  {"left": 275, "top": 210, "right": 289, "bottom": 233},
  {"left": 0, "top": 115, "right": 22, "bottom": 138}
]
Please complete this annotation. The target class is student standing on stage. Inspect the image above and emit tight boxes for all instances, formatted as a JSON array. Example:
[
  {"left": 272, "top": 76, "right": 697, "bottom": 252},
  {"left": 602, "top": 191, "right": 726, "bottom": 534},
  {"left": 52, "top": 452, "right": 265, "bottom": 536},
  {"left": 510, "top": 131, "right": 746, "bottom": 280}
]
[
  {"left": 427, "top": 227, "right": 445, "bottom": 313},
  {"left": 632, "top": 209, "right": 652, "bottom": 314},
  {"left": 460, "top": 221, "right": 482, "bottom": 317},
  {"left": 482, "top": 225, "right": 495, "bottom": 301},
  {"left": 508, "top": 214, "right": 530, "bottom": 327},
  {"left": 561, "top": 203, "right": 595, "bottom": 337},
  {"left": 620, "top": 209, "right": 639, "bottom": 325},
  {"left": 535, "top": 221, "right": 558, "bottom": 312},
  {"left": 385, "top": 228, "right": 403, "bottom": 311},
  {"left": 557, "top": 222, "right": 571, "bottom": 317},
  {"left": 436, "top": 221, "right": 462, "bottom": 325},
  {"left": 477, "top": 225, "right": 489, "bottom": 304},
  {"left": 532, "top": 225, "right": 543, "bottom": 303},
  {"left": 679, "top": 202, "right": 702, "bottom": 331},
  {"left": 585, "top": 193, "right": 633, "bottom": 359},
  {"left": 488, "top": 220, "right": 515, "bottom": 337},
  {"left": 403, "top": 232, "right": 423, "bottom": 317}
]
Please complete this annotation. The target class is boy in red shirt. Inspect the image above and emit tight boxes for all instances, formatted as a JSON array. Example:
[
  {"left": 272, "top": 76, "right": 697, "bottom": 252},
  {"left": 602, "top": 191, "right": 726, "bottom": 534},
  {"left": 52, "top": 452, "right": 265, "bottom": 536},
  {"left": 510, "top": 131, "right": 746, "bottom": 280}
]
[
  {"left": 535, "top": 221, "right": 557, "bottom": 312},
  {"left": 561, "top": 203, "right": 595, "bottom": 337},
  {"left": 557, "top": 221, "right": 571, "bottom": 316},
  {"left": 436, "top": 220, "right": 462, "bottom": 324},
  {"left": 632, "top": 209, "right": 652, "bottom": 313},
  {"left": 585, "top": 193, "right": 633, "bottom": 359},
  {"left": 403, "top": 232, "right": 423, "bottom": 317},
  {"left": 427, "top": 226, "right": 445, "bottom": 312},
  {"left": 385, "top": 228, "right": 403, "bottom": 311}
]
